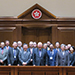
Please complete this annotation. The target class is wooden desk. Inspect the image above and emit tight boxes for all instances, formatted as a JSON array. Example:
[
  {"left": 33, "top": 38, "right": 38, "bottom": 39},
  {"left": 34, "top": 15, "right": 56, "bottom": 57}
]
[{"left": 0, "top": 66, "right": 74, "bottom": 75}]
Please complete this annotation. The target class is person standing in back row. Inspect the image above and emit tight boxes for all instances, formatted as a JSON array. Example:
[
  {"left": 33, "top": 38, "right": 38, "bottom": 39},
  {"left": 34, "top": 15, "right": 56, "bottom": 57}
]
[{"left": 8, "top": 42, "right": 19, "bottom": 66}]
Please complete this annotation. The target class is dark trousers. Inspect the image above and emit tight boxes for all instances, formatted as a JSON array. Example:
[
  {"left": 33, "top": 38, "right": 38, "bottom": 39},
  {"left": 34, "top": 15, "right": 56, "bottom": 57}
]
[
  {"left": 12, "top": 60, "right": 18, "bottom": 65},
  {"left": 28, "top": 61, "right": 33, "bottom": 66}
]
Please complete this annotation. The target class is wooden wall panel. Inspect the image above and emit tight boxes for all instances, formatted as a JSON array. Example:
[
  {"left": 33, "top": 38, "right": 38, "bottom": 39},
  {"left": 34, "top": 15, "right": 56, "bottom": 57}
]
[
  {"left": 57, "top": 28, "right": 75, "bottom": 46},
  {"left": 0, "top": 31, "right": 13, "bottom": 46},
  {"left": 22, "top": 28, "right": 37, "bottom": 44},
  {"left": 22, "top": 27, "right": 51, "bottom": 44}
]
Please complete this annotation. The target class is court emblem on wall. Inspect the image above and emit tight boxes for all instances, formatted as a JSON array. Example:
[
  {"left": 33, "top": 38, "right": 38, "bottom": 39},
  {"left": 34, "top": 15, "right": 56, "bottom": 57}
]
[{"left": 31, "top": 9, "right": 42, "bottom": 19}]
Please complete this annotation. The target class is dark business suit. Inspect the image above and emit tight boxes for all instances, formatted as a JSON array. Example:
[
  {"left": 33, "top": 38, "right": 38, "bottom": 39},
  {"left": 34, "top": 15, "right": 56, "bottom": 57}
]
[
  {"left": 27, "top": 48, "right": 35, "bottom": 65},
  {"left": 56, "top": 51, "right": 70, "bottom": 66},
  {"left": 69, "top": 53, "right": 74, "bottom": 66},
  {"left": 4, "top": 46, "right": 11, "bottom": 65},
  {"left": 47, "top": 49, "right": 57, "bottom": 66},
  {"left": 55, "top": 48, "right": 61, "bottom": 52},
  {"left": 71, "top": 52, "right": 75, "bottom": 66},
  {"left": 19, "top": 50, "right": 31, "bottom": 65},
  {"left": 8, "top": 48, "right": 19, "bottom": 65},
  {"left": 17, "top": 47, "right": 23, "bottom": 65},
  {"left": 33, "top": 48, "right": 47, "bottom": 66}
]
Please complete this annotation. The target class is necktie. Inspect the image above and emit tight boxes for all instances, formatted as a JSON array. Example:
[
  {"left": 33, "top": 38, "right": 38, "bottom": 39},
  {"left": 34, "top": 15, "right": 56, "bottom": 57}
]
[
  {"left": 7, "top": 46, "right": 8, "bottom": 50},
  {"left": 1, "top": 49, "right": 3, "bottom": 54},
  {"left": 39, "top": 51, "right": 41, "bottom": 57},
  {"left": 31, "top": 48, "right": 33, "bottom": 54},
  {"left": 13, "top": 50, "right": 16, "bottom": 60}
]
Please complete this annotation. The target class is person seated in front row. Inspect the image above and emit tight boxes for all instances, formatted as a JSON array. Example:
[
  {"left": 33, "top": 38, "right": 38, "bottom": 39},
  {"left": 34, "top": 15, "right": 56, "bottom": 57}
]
[
  {"left": 19, "top": 44, "right": 31, "bottom": 66},
  {"left": 0, "top": 42, "right": 8, "bottom": 65},
  {"left": 8, "top": 42, "right": 19, "bottom": 66}
]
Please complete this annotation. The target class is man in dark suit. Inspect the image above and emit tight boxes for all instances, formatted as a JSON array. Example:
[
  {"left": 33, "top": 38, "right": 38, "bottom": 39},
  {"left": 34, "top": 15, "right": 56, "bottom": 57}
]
[
  {"left": 8, "top": 42, "right": 19, "bottom": 66},
  {"left": 33, "top": 42, "right": 47, "bottom": 66},
  {"left": 17, "top": 41, "right": 23, "bottom": 65},
  {"left": 0, "top": 42, "right": 8, "bottom": 65},
  {"left": 47, "top": 44, "right": 57, "bottom": 66},
  {"left": 19, "top": 44, "right": 31, "bottom": 66},
  {"left": 5, "top": 40, "right": 11, "bottom": 65},
  {"left": 56, "top": 44, "right": 70, "bottom": 66},
  {"left": 27, "top": 41, "right": 35, "bottom": 65}
]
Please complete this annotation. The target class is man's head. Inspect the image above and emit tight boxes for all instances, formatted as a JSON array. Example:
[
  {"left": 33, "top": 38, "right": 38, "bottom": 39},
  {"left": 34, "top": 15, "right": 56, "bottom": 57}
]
[
  {"left": 29, "top": 41, "right": 33, "bottom": 48},
  {"left": 23, "top": 44, "right": 28, "bottom": 51},
  {"left": 50, "top": 44, "right": 54, "bottom": 50},
  {"left": 65, "top": 45, "right": 68, "bottom": 50},
  {"left": 38, "top": 42, "right": 42, "bottom": 50},
  {"left": 33, "top": 42, "right": 37, "bottom": 48},
  {"left": 47, "top": 41, "right": 51, "bottom": 47},
  {"left": 0, "top": 42, "right": 5, "bottom": 48},
  {"left": 17, "top": 41, "right": 22, "bottom": 47},
  {"left": 55, "top": 42, "right": 60, "bottom": 48},
  {"left": 12, "top": 42, "right": 17, "bottom": 49},
  {"left": 43, "top": 43, "right": 47, "bottom": 49},
  {"left": 5, "top": 40, "right": 10, "bottom": 46},
  {"left": 61, "top": 44, "right": 65, "bottom": 51}
]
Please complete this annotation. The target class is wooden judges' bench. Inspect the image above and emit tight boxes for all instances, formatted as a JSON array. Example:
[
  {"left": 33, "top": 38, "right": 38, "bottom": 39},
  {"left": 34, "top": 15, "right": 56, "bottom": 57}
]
[{"left": 0, "top": 66, "right": 75, "bottom": 75}]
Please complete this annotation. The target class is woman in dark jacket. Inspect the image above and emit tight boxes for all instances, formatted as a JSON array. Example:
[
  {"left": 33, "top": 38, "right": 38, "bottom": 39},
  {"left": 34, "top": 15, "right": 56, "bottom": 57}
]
[{"left": 69, "top": 46, "right": 75, "bottom": 66}]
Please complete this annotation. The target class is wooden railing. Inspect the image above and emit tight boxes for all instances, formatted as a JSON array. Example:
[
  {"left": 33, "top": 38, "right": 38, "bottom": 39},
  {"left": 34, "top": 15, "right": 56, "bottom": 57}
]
[{"left": 0, "top": 66, "right": 75, "bottom": 75}]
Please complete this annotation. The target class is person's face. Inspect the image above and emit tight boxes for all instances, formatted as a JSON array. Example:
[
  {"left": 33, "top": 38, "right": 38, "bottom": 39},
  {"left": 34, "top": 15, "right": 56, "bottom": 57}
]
[
  {"left": 70, "top": 47, "right": 74, "bottom": 53},
  {"left": 5, "top": 41, "right": 9, "bottom": 46},
  {"left": 61, "top": 46, "right": 65, "bottom": 51},
  {"left": 29, "top": 44, "right": 33, "bottom": 48},
  {"left": 38, "top": 44, "right": 42, "bottom": 50},
  {"left": 65, "top": 46, "right": 68, "bottom": 50},
  {"left": 1, "top": 43, "right": 5, "bottom": 48},
  {"left": 18, "top": 43, "right": 22, "bottom": 47},
  {"left": 50, "top": 45, "right": 54, "bottom": 49},
  {"left": 23, "top": 45, "right": 28, "bottom": 51},
  {"left": 13, "top": 43, "right": 17, "bottom": 49},
  {"left": 56, "top": 43, "right": 59, "bottom": 48},
  {"left": 43, "top": 45, "right": 47, "bottom": 49},
  {"left": 34, "top": 44, "right": 37, "bottom": 48},
  {"left": 47, "top": 42, "right": 50, "bottom": 46}
]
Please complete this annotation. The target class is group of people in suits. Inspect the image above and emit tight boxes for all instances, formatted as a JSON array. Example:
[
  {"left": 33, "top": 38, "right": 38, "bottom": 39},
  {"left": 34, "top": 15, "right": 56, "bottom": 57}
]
[{"left": 0, "top": 40, "right": 75, "bottom": 66}]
